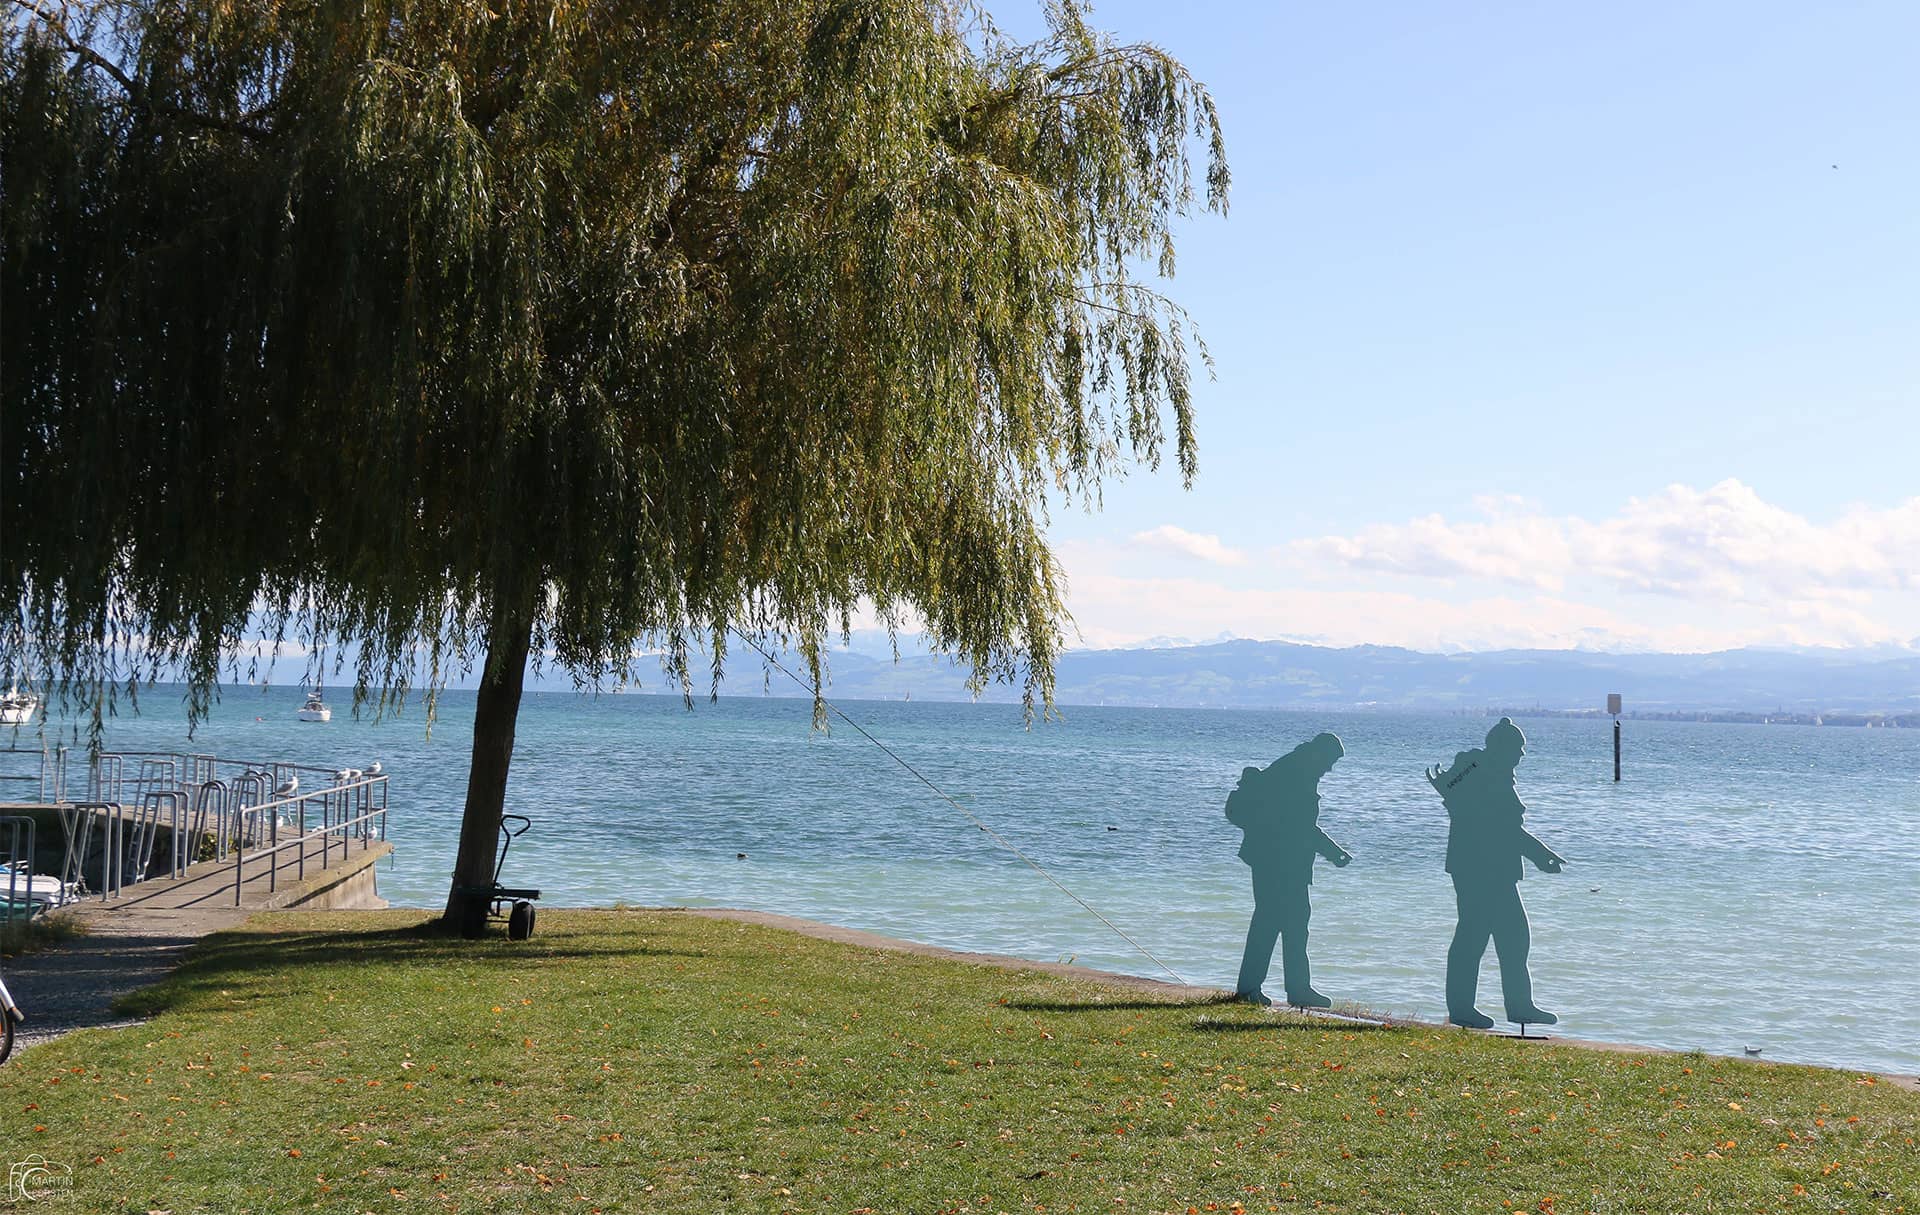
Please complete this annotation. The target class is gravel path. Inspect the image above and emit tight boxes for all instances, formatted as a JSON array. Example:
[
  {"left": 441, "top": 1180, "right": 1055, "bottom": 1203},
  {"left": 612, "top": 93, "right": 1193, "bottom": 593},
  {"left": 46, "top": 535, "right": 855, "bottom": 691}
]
[{"left": 3, "top": 907, "right": 250, "bottom": 1056}]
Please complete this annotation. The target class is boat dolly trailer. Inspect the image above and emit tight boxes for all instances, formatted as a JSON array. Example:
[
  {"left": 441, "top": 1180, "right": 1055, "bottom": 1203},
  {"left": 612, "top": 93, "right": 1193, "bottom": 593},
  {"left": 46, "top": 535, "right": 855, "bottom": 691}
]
[{"left": 455, "top": 814, "right": 541, "bottom": 940}]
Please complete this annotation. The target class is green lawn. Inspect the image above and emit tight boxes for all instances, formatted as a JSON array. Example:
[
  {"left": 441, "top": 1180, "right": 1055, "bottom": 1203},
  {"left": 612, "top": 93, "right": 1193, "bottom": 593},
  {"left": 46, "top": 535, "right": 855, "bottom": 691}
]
[{"left": 6, "top": 909, "right": 1915, "bottom": 1213}]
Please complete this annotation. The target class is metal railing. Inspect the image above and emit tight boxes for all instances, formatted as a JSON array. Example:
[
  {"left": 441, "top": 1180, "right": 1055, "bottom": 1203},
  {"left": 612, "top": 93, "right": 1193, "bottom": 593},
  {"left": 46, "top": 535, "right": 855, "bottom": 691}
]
[
  {"left": 2, "top": 816, "right": 37, "bottom": 927},
  {"left": 228, "top": 773, "right": 390, "bottom": 904},
  {"left": 48, "top": 751, "right": 389, "bottom": 901},
  {"left": 57, "top": 795, "right": 177, "bottom": 901},
  {"left": 57, "top": 802, "right": 147, "bottom": 901},
  {"left": 0, "top": 741, "right": 69, "bottom": 804}
]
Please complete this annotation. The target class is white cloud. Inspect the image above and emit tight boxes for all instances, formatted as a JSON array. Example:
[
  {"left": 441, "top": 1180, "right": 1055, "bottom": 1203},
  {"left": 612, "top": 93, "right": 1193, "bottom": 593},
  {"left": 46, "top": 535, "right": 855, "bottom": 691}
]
[
  {"left": 1128, "top": 524, "right": 1247, "bottom": 567},
  {"left": 1293, "top": 479, "right": 1920, "bottom": 606},
  {"left": 1057, "top": 481, "right": 1920, "bottom": 653},
  {"left": 1294, "top": 506, "right": 1570, "bottom": 590}
]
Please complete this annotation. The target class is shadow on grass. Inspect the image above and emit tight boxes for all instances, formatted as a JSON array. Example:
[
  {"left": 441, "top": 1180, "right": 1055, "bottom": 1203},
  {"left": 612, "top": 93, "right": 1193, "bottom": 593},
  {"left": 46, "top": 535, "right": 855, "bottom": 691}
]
[
  {"left": 113, "top": 920, "right": 709, "bottom": 1018},
  {"left": 1003, "top": 995, "right": 1241, "bottom": 1013},
  {"left": 1188, "top": 1016, "right": 1392, "bottom": 1034}
]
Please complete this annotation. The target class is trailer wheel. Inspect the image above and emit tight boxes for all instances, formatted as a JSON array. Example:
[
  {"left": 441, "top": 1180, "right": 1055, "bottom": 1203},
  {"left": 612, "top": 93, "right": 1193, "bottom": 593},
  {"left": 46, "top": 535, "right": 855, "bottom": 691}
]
[{"left": 508, "top": 900, "right": 535, "bottom": 941}]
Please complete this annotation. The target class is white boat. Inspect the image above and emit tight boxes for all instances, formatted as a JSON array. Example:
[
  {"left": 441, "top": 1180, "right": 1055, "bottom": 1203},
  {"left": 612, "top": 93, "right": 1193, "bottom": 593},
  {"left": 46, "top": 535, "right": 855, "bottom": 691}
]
[
  {"left": 0, "top": 688, "right": 35, "bottom": 727},
  {"left": 1, "top": 862, "right": 79, "bottom": 912},
  {"left": 297, "top": 692, "right": 332, "bottom": 723}
]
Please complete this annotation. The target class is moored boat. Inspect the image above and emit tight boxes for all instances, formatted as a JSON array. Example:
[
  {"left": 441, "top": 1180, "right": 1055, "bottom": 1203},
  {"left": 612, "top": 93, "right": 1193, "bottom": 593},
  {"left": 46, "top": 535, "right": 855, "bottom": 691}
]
[
  {"left": 297, "top": 692, "right": 332, "bottom": 723},
  {"left": 1, "top": 862, "right": 79, "bottom": 912},
  {"left": 0, "top": 688, "right": 35, "bottom": 727}
]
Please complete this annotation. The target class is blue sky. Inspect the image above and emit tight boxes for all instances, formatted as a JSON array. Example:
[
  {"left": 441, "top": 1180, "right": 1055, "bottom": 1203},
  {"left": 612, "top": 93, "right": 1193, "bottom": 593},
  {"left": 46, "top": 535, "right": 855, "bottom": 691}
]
[{"left": 989, "top": 1, "right": 1920, "bottom": 653}]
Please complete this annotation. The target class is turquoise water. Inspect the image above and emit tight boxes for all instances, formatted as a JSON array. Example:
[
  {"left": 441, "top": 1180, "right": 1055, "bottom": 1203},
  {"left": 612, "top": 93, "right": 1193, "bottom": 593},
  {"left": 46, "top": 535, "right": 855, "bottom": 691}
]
[{"left": 20, "top": 687, "right": 1920, "bottom": 1075}]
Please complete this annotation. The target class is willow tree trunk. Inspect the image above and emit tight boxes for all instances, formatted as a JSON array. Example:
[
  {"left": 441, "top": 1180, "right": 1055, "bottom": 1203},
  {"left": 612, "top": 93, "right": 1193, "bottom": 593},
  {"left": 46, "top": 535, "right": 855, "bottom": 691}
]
[{"left": 441, "top": 596, "right": 535, "bottom": 936}]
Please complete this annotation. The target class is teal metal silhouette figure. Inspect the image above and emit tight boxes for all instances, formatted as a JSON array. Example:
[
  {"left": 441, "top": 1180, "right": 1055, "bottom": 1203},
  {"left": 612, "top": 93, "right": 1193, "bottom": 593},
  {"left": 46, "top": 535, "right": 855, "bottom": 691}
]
[
  {"left": 1227, "top": 733, "right": 1353, "bottom": 1007},
  {"left": 1425, "top": 717, "right": 1566, "bottom": 1030}
]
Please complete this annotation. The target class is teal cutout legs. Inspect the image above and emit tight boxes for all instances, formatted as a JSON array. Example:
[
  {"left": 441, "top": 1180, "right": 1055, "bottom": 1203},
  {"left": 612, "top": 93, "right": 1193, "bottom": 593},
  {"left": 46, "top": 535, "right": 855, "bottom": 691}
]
[
  {"left": 1237, "top": 874, "right": 1329, "bottom": 1007},
  {"left": 1446, "top": 880, "right": 1556, "bottom": 1027},
  {"left": 1233, "top": 874, "right": 1281, "bottom": 1002}
]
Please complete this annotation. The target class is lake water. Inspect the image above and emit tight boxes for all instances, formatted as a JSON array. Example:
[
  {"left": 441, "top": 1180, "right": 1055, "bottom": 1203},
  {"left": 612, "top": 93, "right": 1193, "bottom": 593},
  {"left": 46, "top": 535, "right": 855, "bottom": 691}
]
[{"left": 15, "top": 687, "right": 1919, "bottom": 1075}]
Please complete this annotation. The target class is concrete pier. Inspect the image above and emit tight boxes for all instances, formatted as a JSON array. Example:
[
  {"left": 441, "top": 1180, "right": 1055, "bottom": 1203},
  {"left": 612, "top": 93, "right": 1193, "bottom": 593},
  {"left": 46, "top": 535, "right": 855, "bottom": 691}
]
[
  {"left": 3, "top": 800, "right": 390, "bottom": 913},
  {"left": 91, "top": 833, "right": 392, "bottom": 913}
]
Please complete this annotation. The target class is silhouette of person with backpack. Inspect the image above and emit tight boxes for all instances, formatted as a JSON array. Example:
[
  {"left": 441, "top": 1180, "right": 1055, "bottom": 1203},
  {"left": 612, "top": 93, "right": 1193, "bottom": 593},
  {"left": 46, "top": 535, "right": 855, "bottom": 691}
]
[
  {"left": 1425, "top": 717, "right": 1566, "bottom": 1029},
  {"left": 1227, "top": 732, "right": 1353, "bottom": 1007}
]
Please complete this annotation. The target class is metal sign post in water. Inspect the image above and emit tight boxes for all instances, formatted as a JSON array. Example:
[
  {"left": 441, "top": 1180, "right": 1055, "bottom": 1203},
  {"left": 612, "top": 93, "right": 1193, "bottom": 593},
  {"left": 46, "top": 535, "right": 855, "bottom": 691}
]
[{"left": 1607, "top": 693, "right": 1622, "bottom": 781}]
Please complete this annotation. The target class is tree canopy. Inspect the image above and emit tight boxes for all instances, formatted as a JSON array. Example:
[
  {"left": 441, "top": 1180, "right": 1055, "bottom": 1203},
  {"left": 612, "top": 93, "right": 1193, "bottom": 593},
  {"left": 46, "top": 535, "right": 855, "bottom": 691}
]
[{"left": 3, "top": 0, "right": 1226, "bottom": 927}]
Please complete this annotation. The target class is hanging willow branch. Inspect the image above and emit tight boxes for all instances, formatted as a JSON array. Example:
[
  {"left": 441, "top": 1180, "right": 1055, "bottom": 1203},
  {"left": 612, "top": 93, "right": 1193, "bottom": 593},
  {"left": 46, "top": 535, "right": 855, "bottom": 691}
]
[{"left": 1, "top": 0, "right": 1228, "bottom": 735}]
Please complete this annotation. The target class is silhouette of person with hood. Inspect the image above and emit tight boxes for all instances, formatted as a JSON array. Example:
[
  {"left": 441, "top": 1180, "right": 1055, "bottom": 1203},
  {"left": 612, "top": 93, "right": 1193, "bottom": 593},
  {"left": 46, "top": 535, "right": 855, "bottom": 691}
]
[
  {"left": 1227, "top": 732, "right": 1353, "bottom": 1007},
  {"left": 1425, "top": 717, "right": 1566, "bottom": 1029}
]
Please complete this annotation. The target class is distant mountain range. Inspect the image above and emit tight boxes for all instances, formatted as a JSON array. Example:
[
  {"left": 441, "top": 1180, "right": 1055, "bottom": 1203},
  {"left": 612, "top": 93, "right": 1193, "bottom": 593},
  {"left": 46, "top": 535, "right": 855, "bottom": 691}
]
[
  {"left": 234, "top": 631, "right": 1918, "bottom": 718},
  {"left": 685, "top": 636, "right": 1920, "bottom": 717}
]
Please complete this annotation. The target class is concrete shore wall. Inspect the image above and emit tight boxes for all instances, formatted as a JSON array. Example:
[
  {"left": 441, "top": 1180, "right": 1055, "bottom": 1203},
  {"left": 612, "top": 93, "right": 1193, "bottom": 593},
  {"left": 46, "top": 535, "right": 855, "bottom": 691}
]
[{"left": 267, "top": 843, "right": 389, "bottom": 910}]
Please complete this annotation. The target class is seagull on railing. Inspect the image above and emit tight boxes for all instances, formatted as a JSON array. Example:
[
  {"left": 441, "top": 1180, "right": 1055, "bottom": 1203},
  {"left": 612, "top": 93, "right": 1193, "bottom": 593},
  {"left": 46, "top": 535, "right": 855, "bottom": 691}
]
[
  {"left": 273, "top": 775, "right": 299, "bottom": 798},
  {"left": 334, "top": 768, "right": 362, "bottom": 784},
  {"left": 365, "top": 761, "right": 383, "bottom": 776}
]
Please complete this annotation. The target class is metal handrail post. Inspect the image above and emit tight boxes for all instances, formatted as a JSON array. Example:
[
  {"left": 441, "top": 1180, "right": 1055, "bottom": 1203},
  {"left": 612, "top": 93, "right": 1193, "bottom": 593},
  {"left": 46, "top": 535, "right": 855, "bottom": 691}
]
[
  {"left": 48, "top": 744, "right": 60, "bottom": 803},
  {"left": 114, "top": 801, "right": 127, "bottom": 899},
  {"left": 103, "top": 803, "right": 119, "bottom": 900},
  {"left": 1, "top": 817, "right": 33, "bottom": 928},
  {"left": 58, "top": 804, "right": 90, "bottom": 894},
  {"left": 2, "top": 819, "right": 15, "bottom": 929},
  {"left": 128, "top": 790, "right": 164, "bottom": 884},
  {"left": 167, "top": 789, "right": 189, "bottom": 878},
  {"left": 89, "top": 754, "right": 122, "bottom": 805},
  {"left": 233, "top": 808, "right": 247, "bottom": 906},
  {"left": 3, "top": 819, "right": 17, "bottom": 928}
]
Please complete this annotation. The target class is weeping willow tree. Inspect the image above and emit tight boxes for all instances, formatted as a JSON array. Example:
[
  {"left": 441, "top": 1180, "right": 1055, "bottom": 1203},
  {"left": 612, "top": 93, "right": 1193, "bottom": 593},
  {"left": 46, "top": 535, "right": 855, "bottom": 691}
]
[{"left": 1, "top": 0, "right": 1226, "bottom": 931}]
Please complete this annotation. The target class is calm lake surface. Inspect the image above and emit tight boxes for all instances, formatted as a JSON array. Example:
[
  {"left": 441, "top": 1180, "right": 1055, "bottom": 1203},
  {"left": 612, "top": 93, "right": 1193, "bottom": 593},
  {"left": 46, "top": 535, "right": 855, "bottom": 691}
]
[{"left": 18, "top": 688, "right": 1920, "bottom": 1075}]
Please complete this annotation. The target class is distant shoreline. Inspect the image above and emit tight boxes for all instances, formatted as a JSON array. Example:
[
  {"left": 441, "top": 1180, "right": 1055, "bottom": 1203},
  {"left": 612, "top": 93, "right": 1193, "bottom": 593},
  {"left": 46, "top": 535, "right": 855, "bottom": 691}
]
[
  {"left": 46, "top": 682, "right": 1920, "bottom": 729},
  {"left": 1484, "top": 706, "right": 1919, "bottom": 728},
  {"left": 56, "top": 633, "right": 1920, "bottom": 719}
]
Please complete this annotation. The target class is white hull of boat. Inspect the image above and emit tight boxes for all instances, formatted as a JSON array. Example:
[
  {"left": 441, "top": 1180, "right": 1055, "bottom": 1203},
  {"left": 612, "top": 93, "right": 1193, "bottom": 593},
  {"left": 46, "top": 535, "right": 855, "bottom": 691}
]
[
  {"left": 297, "top": 706, "right": 332, "bottom": 722},
  {"left": 1, "top": 865, "right": 78, "bottom": 910}
]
